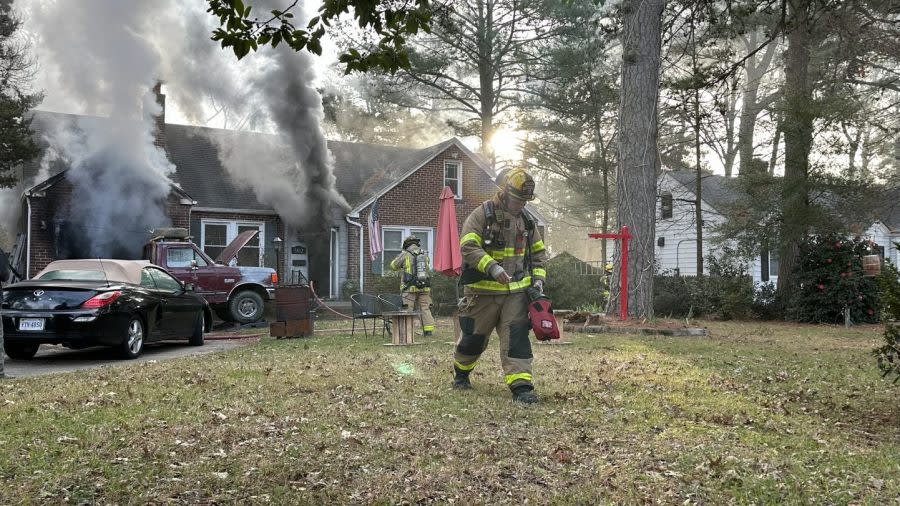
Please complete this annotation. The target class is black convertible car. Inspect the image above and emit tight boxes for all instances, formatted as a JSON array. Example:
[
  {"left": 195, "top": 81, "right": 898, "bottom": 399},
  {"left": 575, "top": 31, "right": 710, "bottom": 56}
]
[{"left": 1, "top": 259, "right": 212, "bottom": 359}]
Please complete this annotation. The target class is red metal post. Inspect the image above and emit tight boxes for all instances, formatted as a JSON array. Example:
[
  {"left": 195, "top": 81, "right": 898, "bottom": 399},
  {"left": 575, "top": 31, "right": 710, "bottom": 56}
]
[{"left": 587, "top": 226, "right": 632, "bottom": 321}]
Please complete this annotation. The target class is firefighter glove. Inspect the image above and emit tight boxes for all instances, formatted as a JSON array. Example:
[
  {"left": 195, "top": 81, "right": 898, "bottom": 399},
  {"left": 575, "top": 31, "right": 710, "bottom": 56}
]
[{"left": 488, "top": 263, "right": 511, "bottom": 284}]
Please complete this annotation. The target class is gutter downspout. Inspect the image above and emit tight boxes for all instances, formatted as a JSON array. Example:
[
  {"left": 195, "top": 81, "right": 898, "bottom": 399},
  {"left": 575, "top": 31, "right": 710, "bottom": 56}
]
[
  {"left": 25, "top": 193, "right": 32, "bottom": 279},
  {"left": 345, "top": 215, "right": 364, "bottom": 293}
]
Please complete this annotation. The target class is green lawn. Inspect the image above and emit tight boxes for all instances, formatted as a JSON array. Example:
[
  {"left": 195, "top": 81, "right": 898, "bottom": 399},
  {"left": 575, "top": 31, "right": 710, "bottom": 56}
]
[{"left": 1, "top": 320, "right": 897, "bottom": 504}]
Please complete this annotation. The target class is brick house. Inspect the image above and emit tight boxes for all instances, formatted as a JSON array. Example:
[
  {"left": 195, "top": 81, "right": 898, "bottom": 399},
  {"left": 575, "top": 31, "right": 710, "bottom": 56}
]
[{"left": 15, "top": 89, "right": 542, "bottom": 298}]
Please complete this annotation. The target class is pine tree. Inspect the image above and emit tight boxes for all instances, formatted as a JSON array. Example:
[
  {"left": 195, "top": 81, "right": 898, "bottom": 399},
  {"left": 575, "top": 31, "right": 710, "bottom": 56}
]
[{"left": 0, "top": 0, "right": 41, "bottom": 188}]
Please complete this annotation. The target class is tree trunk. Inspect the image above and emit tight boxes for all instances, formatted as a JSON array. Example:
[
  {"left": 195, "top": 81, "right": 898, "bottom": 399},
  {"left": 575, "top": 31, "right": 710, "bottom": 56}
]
[
  {"left": 777, "top": 0, "right": 814, "bottom": 304},
  {"left": 694, "top": 87, "right": 704, "bottom": 276},
  {"left": 737, "top": 84, "right": 760, "bottom": 176},
  {"left": 768, "top": 111, "right": 781, "bottom": 175},
  {"left": 0, "top": 318, "right": 4, "bottom": 378},
  {"left": 608, "top": 0, "right": 664, "bottom": 319},
  {"left": 738, "top": 31, "right": 778, "bottom": 177},
  {"left": 477, "top": 0, "right": 495, "bottom": 156}
]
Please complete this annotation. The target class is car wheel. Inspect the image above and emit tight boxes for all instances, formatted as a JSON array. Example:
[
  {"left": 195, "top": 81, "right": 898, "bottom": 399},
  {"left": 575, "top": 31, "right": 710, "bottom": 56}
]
[
  {"left": 4, "top": 342, "right": 40, "bottom": 360},
  {"left": 189, "top": 312, "right": 205, "bottom": 346},
  {"left": 228, "top": 291, "right": 264, "bottom": 324},
  {"left": 119, "top": 316, "right": 145, "bottom": 359}
]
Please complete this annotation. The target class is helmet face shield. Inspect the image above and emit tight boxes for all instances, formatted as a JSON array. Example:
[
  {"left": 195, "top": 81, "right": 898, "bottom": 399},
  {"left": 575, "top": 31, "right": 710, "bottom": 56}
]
[{"left": 504, "top": 169, "right": 536, "bottom": 201}]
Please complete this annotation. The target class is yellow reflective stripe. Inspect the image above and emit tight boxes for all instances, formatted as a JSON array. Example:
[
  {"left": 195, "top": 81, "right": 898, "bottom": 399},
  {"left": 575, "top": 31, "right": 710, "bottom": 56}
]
[
  {"left": 460, "top": 233, "right": 482, "bottom": 247},
  {"left": 505, "top": 372, "right": 533, "bottom": 385},
  {"left": 531, "top": 240, "right": 545, "bottom": 253},
  {"left": 469, "top": 277, "right": 532, "bottom": 292},
  {"left": 423, "top": 325, "right": 435, "bottom": 331},
  {"left": 532, "top": 268, "right": 546, "bottom": 279},
  {"left": 455, "top": 360, "right": 477, "bottom": 371},
  {"left": 476, "top": 254, "right": 494, "bottom": 273},
  {"left": 485, "top": 248, "right": 524, "bottom": 261},
  {"left": 404, "top": 256, "right": 412, "bottom": 273}
]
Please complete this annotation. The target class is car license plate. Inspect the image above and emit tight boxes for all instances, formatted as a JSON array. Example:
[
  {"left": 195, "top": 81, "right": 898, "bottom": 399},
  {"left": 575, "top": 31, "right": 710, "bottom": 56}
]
[{"left": 18, "top": 318, "right": 45, "bottom": 331}]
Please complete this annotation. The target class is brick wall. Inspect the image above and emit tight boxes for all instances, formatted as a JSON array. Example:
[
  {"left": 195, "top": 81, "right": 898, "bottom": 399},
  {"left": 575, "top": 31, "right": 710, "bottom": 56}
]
[
  {"left": 27, "top": 176, "right": 192, "bottom": 277},
  {"left": 347, "top": 143, "right": 498, "bottom": 291}
]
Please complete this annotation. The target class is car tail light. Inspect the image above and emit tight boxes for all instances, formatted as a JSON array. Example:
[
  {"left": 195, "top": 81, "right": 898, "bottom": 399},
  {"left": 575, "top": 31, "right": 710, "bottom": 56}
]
[
  {"left": 270, "top": 272, "right": 278, "bottom": 284},
  {"left": 81, "top": 291, "right": 122, "bottom": 309}
]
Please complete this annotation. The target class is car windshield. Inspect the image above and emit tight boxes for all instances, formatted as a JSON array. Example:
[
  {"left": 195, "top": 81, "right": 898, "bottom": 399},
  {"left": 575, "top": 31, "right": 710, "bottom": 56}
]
[{"left": 36, "top": 270, "right": 109, "bottom": 281}]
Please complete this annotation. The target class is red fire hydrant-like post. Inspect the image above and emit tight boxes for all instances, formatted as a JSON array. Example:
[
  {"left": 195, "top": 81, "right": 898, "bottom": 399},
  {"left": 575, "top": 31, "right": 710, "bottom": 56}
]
[{"left": 588, "top": 226, "right": 632, "bottom": 321}]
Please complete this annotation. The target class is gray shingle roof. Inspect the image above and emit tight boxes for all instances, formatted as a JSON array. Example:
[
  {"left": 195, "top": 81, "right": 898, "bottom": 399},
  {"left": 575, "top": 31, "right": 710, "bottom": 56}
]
[
  {"left": 25, "top": 111, "right": 454, "bottom": 211},
  {"left": 665, "top": 170, "right": 740, "bottom": 213}
]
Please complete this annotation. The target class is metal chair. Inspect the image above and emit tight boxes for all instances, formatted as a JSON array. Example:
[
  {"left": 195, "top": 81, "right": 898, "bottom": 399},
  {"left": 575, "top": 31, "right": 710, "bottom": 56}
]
[
  {"left": 376, "top": 294, "right": 405, "bottom": 339},
  {"left": 350, "top": 293, "right": 381, "bottom": 338}
]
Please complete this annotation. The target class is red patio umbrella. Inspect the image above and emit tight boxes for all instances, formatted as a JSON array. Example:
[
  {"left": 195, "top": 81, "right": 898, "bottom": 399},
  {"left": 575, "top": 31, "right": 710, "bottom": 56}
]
[{"left": 434, "top": 186, "right": 462, "bottom": 276}]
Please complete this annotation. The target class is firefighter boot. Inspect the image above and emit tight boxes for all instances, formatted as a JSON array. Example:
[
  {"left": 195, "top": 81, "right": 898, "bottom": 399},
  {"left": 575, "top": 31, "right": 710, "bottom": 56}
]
[
  {"left": 453, "top": 368, "right": 472, "bottom": 390},
  {"left": 511, "top": 384, "right": 538, "bottom": 404}
]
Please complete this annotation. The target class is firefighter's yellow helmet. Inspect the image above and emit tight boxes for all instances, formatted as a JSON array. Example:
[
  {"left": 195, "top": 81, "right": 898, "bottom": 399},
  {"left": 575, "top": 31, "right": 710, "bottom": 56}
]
[
  {"left": 402, "top": 235, "right": 421, "bottom": 249},
  {"left": 497, "top": 168, "right": 535, "bottom": 201}
]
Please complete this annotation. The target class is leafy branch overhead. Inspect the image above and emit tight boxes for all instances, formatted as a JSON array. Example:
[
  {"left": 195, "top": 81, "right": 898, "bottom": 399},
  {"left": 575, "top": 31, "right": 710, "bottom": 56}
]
[{"left": 207, "top": 0, "right": 434, "bottom": 73}]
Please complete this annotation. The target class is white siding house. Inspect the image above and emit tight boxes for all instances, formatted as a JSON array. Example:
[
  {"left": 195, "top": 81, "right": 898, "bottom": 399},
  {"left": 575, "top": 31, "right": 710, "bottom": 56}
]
[
  {"left": 656, "top": 170, "right": 899, "bottom": 286},
  {"left": 656, "top": 172, "right": 730, "bottom": 277}
]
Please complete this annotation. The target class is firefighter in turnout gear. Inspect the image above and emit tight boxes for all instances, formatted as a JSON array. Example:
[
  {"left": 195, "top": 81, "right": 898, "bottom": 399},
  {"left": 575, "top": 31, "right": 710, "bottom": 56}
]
[
  {"left": 389, "top": 236, "right": 435, "bottom": 336},
  {"left": 453, "top": 168, "right": 547, "bottom": 404}
]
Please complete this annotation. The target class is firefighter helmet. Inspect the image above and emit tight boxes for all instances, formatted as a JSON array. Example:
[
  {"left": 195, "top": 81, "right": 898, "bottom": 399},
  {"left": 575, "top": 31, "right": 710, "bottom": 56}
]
[
  {"left": 500, "top": 168, "right": 535, "bottom": 201},
  {"left": 402, "top": 235, "right": 421, "bottom": 249}
]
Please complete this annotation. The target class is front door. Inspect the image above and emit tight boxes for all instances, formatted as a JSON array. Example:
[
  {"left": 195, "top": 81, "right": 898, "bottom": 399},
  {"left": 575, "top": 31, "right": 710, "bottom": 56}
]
[{"left": 290, "top": 242, "right": 309, "bottom": 285}]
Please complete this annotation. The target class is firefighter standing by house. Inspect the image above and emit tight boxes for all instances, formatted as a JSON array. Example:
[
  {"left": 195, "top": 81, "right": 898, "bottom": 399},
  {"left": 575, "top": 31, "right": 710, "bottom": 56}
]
[
  {"left": 453, "top": 168, "right": 547, "bottom": 404},
  {"left": 389, "top": 236, "right": 436, "bottom": 336}
]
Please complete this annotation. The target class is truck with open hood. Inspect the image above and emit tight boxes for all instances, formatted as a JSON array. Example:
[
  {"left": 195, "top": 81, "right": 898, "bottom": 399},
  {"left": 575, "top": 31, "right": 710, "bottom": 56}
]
[{"left": 143, "top": 228, "right": 276, "bottom": 323}]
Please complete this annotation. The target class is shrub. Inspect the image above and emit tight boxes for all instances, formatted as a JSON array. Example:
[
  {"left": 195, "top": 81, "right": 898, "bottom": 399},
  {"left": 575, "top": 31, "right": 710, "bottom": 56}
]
[
  {"left": 652, "top": 252, "right": 755, "bottom": 320},
  {"left": 542, "top": 254, "right": 606, "bottom": 311},
  {"left": 751, "top": 281, "right": 779, "bottom": 320},
  {"left": 875, "top": 261, "right": 900, "bottom": 384},
  {"left": 786, "top": 234, "right": 880, "bottom": 324},
  {"left": 366, "top": 271, "right": 460, "bottom": 316}
]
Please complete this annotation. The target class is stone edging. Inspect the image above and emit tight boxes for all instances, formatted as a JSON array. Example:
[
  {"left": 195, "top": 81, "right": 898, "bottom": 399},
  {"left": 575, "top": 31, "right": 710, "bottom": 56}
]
[{"left": 562, "top": 324, "right": 708, "bottom": 337}]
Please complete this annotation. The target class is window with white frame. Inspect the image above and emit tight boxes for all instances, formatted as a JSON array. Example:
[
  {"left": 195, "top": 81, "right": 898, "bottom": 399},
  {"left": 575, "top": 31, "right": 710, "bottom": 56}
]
[
  {"left": 201, "top": 220, "right": 265, "bottom": 267},
  {"left": 660, "top": 192, "right": 673, "bottom": 219},
  {"left": 376, "top": 227, "right": 433, "bottom": 275},
  {"left": 444, "top": 160, "right": 462, "bottom": 199}
]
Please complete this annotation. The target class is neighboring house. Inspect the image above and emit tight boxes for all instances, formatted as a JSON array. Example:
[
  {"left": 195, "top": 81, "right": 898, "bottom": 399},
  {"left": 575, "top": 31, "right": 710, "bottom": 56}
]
[
  {"left": 15, "top": 88, "right": 544, "bottom": 298},
  {"left": 655, "top": 170, "right": 899, "bottom": 285}
]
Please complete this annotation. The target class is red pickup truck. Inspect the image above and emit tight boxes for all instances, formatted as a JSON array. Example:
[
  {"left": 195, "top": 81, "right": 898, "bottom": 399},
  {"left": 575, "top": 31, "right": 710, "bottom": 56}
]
[{"left": 143, "top": 229, "right": 276, "bottom": 323}]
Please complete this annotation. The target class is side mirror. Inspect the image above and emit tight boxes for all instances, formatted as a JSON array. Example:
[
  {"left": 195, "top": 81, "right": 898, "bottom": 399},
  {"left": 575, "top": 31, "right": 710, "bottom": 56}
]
[
  {"left": 184, "top": 283, "right": 195, "bottom": 292},
  {"left": 190, "top": 259, "right": 198, "bottom": 271}
]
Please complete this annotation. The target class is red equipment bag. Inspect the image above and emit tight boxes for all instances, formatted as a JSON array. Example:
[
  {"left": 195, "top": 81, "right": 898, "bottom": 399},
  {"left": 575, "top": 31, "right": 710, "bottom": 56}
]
[{"left": 528, "top": 297, "right": 560, "bottom": 341}]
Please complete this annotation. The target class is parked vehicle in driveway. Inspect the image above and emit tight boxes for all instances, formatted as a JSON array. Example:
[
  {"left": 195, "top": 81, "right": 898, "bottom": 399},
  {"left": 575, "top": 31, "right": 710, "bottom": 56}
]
[
  {"left": 1, "top": 259, "right": 211, "bottom": 360},
  {"left": 143, "top": 228, "right": 276, "bottom": 323}
]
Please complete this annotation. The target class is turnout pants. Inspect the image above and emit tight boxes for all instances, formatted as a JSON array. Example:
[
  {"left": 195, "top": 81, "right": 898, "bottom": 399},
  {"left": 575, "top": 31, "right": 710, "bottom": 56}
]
[
  {"left": 453, "top": 292, "right": 533, "bottom": 391},
  {"left": 402, "top": 291, "right": 435, "bottom": 333}
]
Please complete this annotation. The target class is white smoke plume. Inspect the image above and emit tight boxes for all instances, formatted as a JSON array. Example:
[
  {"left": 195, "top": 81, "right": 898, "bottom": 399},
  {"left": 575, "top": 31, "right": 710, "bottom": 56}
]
[
  {"left": 20, "top": 0, "right": 347, "bottom": 246},
  {"left": 25, "top": 0, "right": 174, "bottom": 258}
]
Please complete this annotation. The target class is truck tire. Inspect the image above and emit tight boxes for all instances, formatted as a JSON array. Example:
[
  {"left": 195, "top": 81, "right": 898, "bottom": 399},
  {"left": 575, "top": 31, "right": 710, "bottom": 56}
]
[{"left": 229, "top": 290, "right": 264, "bottom": 324}]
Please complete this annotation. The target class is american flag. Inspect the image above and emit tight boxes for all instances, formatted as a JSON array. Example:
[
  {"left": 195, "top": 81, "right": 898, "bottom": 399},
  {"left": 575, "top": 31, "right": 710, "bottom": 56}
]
[{"left": 368, "top": 199, "right": 383, "bottom": 261}]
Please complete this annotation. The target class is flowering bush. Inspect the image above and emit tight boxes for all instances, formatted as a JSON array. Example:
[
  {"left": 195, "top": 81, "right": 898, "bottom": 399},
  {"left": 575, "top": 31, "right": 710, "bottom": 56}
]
[{"left": 787, "top": 234, "right": 880, "bottom": 323}]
